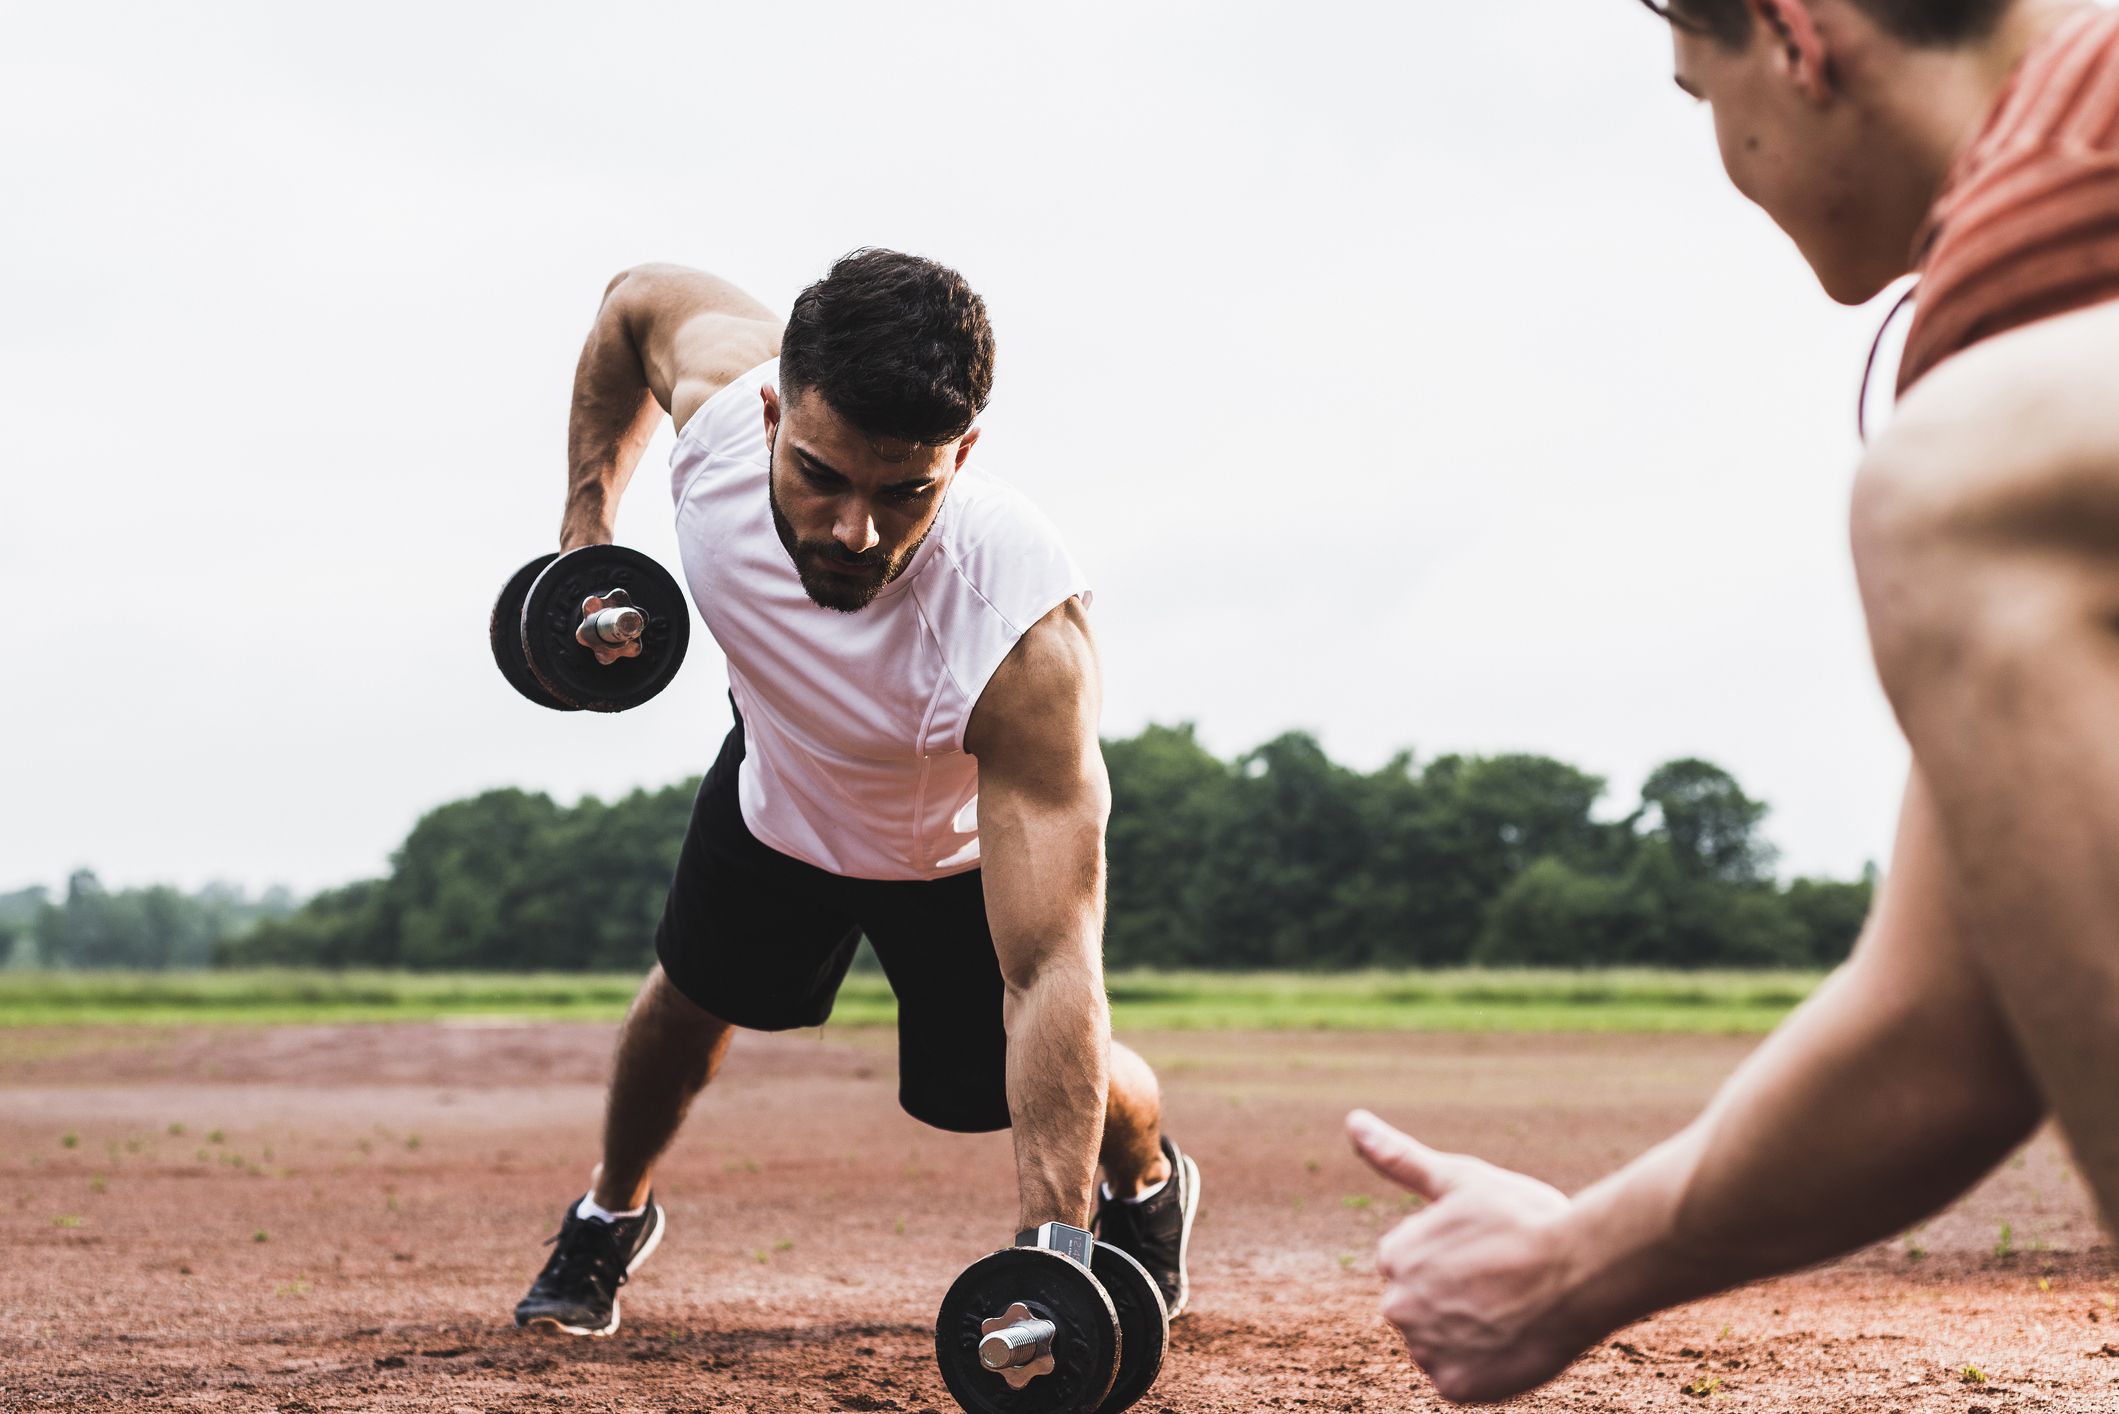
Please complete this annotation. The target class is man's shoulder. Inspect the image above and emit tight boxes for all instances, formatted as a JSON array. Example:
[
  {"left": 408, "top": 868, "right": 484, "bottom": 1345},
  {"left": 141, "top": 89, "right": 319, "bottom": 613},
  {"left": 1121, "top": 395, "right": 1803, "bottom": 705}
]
[
  {"left": 668, "top": 325, "right": 782, "bottom": 439},
  {"left": 962, "top": 596, "right": 1098, "bottom": 762},
  {"left": 931, "top": 471, "right": 1081, "bottom": 606},
  {"left": 1870, "top": 300, "right": 2119, "bottom": 530},
  {"left": 917, "top": 472, "right": 1093, "bottom": 748},
  {"left": 1894, "top": 302, "right": 2119, "bottom": 449},
  {"left": 940, "top": 466, "right": 1060, "bottom": 540},
  {"left": 675, "top": 356, "right": 779, "bottom": 448}
]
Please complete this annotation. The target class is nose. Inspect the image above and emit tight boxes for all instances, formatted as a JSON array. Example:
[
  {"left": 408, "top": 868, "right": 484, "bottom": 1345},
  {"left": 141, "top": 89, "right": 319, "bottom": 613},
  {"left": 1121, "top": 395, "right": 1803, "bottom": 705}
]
[{"left": 834, "top": 505, "right": 879, "bottom": 556}]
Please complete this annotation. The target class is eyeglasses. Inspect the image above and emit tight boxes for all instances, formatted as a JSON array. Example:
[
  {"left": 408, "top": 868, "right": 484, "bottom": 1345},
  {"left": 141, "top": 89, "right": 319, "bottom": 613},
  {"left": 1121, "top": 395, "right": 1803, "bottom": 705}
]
[{"left": 1634, "top": 0, "right": 1713, "bottom": 36}]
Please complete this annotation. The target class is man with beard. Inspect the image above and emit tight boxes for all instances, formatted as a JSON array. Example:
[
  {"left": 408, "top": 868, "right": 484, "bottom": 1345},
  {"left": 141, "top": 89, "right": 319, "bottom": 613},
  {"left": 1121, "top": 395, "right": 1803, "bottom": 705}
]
[
  {"left": 513, "top": 250, "right": 1200, "bottom": 1339},
  {"left": 1347, "top": 0, "right": 2119, "bottom": 1403}
]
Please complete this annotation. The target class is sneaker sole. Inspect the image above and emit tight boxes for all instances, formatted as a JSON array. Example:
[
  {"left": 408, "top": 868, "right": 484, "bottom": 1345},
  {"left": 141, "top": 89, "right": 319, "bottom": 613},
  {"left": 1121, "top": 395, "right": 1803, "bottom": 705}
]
[
  {"left": 1167, "top": 1150, "right": 1201, "bottom": 1320},
  {"left": 518, "top": 1204, "right": 667, "bottom": 1338}
]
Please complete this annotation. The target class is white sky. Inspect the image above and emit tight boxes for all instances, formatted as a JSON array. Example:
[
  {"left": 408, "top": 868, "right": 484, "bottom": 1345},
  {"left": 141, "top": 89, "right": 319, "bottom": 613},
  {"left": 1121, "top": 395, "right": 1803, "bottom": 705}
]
[{"left": 3, "top": 1, "right": 1919, "bottom": 897}]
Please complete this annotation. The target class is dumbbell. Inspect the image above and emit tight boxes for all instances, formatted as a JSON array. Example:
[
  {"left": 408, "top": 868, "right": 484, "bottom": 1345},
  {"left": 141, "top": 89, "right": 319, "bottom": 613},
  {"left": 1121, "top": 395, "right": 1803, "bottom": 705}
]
[
  {"left": 490, "top": 545, "right": 690, "bottom": 713},
  {"left": 934, "top": 1222, "right": 1169, "bottom": 1414}
]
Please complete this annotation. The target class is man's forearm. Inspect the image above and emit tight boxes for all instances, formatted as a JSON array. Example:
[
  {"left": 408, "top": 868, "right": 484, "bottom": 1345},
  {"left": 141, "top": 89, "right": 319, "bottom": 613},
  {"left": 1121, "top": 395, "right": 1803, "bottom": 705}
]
[
  {"left": 560, "top": 275, "right": 663, "bottom": 549},
  {"left": 964, "top": 601, "right": 1115, "bottom": 1235},
  {"left": 1002, "top": 951, "right": 1110, "bottom": 1231},
  {"left": 1550, "top": 951, "right": 2041, "bottom": 1338}
]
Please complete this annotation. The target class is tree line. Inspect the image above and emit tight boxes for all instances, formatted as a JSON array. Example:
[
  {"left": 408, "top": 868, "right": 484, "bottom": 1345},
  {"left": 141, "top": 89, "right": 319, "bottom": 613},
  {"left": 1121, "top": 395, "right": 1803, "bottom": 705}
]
[
  {"left": 1, "top": 878, "right": 297, "bottom": 971},
  {"left": 6, "top": 726, "right": 1875, "bottom": 973},
  {"left": 1102, "top": 727, "right": 1870, "bottom": 970}
]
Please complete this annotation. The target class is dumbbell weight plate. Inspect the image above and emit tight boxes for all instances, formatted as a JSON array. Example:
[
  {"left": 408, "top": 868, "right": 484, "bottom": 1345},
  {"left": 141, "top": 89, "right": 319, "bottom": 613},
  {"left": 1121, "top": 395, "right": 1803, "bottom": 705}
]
[
  {"left": 491, "top": 554, "right": 577, "bottom": 711},
  {"left": 1090, "top": 1243, "right": 1168, "bottom": 1413},
  {"left": 519, "top": 544, "right": 690, "bottom": 713},
  {"left": 935, "top": 1247, "right": 1121, "bottom": 1414}
]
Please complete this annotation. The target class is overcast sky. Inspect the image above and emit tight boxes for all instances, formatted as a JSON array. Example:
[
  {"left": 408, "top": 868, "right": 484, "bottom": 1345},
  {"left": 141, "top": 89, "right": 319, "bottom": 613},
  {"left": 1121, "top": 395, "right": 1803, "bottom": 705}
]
[{"left": 3, "top": 1, "right": 1932, "bottom": 897}]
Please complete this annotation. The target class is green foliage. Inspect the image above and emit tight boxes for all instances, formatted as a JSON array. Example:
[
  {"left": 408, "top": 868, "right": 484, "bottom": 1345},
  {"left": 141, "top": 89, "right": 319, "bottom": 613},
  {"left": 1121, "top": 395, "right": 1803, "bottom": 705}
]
[
  {"left": 28, "top": 874, "right": 294, "bottom": 971},
  {"left": 1, "top": 887, "right": 48, "bottom": 967},
  {"left": 1637, "top": 758, "right": 1775, "bottom": 883},
  {"left": 21, "top": 728, "right": 1875, "bottom": 974},
  {"left": 1101, "top": 730, "right": 1871, "bottom": 972},
  {"left": 1473, "top": 859, "right": 1639, "bottom": 967},
  {"left": 1782, "top": 869, "right": 1878, "bottom": 966},
  {"left": 219, "top": 781, "right": 699, "bottom": 972}
]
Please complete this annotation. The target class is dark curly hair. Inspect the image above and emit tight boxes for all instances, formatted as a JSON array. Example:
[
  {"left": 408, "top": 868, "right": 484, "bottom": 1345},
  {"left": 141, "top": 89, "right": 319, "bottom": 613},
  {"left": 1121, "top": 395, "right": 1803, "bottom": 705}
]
[
  {"left": 1640, "top": 0, "right": 2014, "bottom": 48},
  {"left": 778, "top": 248, "right": 996, "bottom": 446}
]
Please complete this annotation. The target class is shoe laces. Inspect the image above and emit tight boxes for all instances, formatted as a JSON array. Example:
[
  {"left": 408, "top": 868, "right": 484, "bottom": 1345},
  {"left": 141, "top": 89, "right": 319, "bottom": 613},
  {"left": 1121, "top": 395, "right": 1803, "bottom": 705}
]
[{"left": 540, "top": 1215, "right": 630, "bottom": 1295}]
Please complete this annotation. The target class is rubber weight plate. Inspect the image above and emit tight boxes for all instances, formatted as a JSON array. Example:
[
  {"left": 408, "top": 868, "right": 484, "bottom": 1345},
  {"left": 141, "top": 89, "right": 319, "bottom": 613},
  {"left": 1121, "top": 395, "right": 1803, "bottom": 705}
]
[
  {"left": 935, "top": 1247, "right": 1121, "bottom": 1414},
  {"left": 1090, "top": 1243, "right": 1168, "bottom": 1413},
  {"left": 519, "top": 544, "right": 690, "bottom": 713},
  {"left": 491, "top": 553, "right": 577, "bottom": 711}
]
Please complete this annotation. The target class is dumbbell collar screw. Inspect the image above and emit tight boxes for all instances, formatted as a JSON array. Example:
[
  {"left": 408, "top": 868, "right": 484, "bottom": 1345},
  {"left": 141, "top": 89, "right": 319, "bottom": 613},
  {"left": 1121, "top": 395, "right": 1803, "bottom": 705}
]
[{"left": 978, "top": 1302, "right": 1057, "bottom": 1388}]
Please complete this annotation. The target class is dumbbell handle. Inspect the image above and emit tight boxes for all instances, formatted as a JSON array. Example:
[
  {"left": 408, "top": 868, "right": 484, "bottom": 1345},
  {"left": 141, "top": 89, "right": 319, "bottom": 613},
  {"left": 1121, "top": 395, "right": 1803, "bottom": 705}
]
[
  {"left": 576, "top": 587, "right": 646, "bottom": 648},
  {"left": 979, "top": 1317, "right": 1057, "bottom": 1371},
  {"left": 580, "top": 605, "right": 645, "bottom": 645}
]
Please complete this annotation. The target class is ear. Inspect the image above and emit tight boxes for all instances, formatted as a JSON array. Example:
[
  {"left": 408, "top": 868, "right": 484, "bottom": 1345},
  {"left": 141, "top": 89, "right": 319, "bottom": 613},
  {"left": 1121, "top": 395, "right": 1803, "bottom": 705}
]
[
  {"left": 761, "top": 383, "right": 782, "bottom": 436},
  {"left": 1752, "top": 0, "right": 1833, "bottom": 102},
  {"left": 953, "top": 425, "right": 981, "bottom": 471}
]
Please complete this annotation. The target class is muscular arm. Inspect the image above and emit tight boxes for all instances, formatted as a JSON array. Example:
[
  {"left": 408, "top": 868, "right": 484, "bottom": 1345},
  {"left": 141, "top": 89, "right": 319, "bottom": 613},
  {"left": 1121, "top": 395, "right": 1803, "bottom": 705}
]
[
  {"left": 1855, "top": 301, "right": 2119, "bottom": 1224},
  {"left": 559, "top": 264, "right": 779, "bottom": 549},
  {"left": 964, "top": 598, "right": 1113, "bottom": 1231},
  {"left": 1552, "top": 771, "right": 2041, "bottom": 1315},
  {"left": 1353, "top": 772, "right": 2045, "bottom": 1403}
]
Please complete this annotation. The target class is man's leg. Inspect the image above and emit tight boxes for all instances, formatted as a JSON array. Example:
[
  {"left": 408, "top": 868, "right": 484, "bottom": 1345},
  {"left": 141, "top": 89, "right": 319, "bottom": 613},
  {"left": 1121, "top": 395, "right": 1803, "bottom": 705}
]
[
  {"left": 592, "top": 964, "right": 736, "bottom": 1211},
  {"left": 1099, "top": 1042, "right": 1171, "bottom": 1196},
  {"left": 518, "top": 714, "right": 863, "bottom": 1335},
  {"left": 1093, "top": 1039, "right": 1201, "bottom": 1315},
  {"left": 514, "top": 965, "right": 737, "bottom": 1335}
]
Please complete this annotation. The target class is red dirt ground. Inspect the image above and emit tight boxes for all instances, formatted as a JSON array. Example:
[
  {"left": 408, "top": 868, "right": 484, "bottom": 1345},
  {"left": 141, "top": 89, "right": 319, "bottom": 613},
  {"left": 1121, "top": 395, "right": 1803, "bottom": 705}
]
[{"left": 2, "top": 1022, "right": 2113, "bottom": 1412}]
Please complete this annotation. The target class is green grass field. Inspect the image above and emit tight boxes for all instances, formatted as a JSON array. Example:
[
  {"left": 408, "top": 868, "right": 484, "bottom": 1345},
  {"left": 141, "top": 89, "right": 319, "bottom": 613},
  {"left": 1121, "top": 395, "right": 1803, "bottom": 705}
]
[{"left": 0, "top": 968, "right": 1823, "bottom": 1032}]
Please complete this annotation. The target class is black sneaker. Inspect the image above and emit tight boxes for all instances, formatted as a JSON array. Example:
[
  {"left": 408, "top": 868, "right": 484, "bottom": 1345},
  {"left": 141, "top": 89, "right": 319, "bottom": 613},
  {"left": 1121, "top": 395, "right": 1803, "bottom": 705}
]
[
  {"left": 1093, "top": 1137, "right": 1201, "bottom": 1318},
  {"left": 514, "top": 1194, "right": 666, "bottom": 1336}
]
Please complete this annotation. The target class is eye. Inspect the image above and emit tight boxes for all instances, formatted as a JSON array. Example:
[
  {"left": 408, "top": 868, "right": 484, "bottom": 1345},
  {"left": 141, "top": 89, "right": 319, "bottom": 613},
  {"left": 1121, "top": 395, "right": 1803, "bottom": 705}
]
[{"left": 884, "top": 484, "right": 934, "bottom": 505}]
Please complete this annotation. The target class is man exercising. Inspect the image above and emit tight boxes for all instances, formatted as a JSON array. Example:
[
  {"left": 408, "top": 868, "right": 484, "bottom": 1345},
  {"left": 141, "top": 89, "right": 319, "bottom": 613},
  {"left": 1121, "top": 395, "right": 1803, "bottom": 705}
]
[
  {"left": 513, "top": 251, "right": 1200, "bottom": 1337},
  {"left": 1350, "top": 0, "right": 2119, "bottom": 1401}
]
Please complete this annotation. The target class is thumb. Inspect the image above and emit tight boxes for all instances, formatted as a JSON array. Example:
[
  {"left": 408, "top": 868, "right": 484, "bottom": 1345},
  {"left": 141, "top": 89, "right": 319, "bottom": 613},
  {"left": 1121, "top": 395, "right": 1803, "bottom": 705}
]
[{"left": 1346, "top": 1109, "right": 1458, "bottom": 1202}]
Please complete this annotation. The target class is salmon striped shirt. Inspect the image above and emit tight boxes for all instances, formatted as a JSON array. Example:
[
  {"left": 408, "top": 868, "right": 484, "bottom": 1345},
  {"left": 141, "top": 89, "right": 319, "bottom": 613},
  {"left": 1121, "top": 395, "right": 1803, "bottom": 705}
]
[{"left": 1899, "top": 5, "right": 2119, "bottom": 395}]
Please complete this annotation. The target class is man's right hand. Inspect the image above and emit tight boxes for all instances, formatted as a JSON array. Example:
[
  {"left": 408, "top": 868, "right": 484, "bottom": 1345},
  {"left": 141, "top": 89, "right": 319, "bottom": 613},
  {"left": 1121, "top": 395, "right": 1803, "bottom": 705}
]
[
  {"left": 1347, "top": 1109, "right": 1599, "bottom": 1404},
  {"left": 560, "top": 265, "right": 779, "bottom": 553}
]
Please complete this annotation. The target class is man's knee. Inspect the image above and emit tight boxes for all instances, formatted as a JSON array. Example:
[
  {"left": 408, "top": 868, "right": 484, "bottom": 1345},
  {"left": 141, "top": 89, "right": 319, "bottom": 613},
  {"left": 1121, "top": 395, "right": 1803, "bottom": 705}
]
[
  {"left": 1107, "top": 1042, "right": 1160, "bottom": 1104},
  {"left": 631, "top": 965, "right": 732, "bottom": 1044}
]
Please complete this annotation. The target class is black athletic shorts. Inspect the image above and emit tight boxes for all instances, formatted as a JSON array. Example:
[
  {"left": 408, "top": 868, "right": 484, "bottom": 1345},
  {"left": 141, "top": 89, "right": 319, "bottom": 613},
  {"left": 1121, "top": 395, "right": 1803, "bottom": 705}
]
[{"left": 654, "top": 712, "right": 1011, "bottom": 1134}]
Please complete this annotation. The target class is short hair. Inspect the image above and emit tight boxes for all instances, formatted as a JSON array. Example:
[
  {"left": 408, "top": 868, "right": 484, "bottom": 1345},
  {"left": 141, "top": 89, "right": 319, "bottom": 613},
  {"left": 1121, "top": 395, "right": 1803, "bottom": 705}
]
[
  {"left": 1647, "top": 0, "right": 2015, "bottom": 48},
  {"left": 778, "top": 248, "right": 996, "bottom": 445}
]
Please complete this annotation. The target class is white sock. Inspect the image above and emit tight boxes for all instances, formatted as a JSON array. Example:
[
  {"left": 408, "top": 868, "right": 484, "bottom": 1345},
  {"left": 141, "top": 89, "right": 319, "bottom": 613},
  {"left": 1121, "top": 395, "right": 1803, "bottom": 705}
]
[
  {"left": 576, "top": 1192, "right": 647, "bottom": 1223},
  {"left": 1101, "top": 1175, "right": 1168, "bottom": 1205}
]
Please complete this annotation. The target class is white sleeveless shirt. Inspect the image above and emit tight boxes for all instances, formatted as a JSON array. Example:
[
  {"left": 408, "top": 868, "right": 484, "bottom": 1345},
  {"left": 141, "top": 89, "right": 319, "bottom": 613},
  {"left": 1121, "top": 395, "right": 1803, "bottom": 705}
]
[{"left": 669, "top": 359, "right": 1092, "bottom": 880}]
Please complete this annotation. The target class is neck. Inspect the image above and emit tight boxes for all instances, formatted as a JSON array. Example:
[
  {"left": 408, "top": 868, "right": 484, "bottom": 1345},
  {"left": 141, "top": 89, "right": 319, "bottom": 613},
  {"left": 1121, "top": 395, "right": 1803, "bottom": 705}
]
[{"left": 1865, "top": 1, "right": 2088, "bottom": 202}]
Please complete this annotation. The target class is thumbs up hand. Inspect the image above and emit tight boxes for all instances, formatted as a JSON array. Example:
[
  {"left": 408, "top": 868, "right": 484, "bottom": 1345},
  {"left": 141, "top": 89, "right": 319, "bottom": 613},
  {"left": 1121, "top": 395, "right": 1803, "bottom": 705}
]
[{"left": 1347, "top": 1109, "right": 1596, "bottom": 1404}]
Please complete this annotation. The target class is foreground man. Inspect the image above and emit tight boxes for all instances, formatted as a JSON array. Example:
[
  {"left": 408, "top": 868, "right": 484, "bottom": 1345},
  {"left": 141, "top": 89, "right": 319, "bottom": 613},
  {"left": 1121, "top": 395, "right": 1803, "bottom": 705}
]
[
  {"left": 1350, "top": 0, "right": 2119, "bottom": 1401},
  {"left": 514, "top": 251, "right": 1199, "bottom": 1336}
]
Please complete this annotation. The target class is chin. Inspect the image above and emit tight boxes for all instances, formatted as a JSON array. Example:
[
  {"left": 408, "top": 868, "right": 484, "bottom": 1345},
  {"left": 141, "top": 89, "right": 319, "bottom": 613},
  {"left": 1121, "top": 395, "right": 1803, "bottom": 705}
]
[
  {"left": 799, "top": 570, "right": 885, "bottom": 613},
  {"left": 1801, "top": 242, "right": 1907, "bottom": 307}
]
